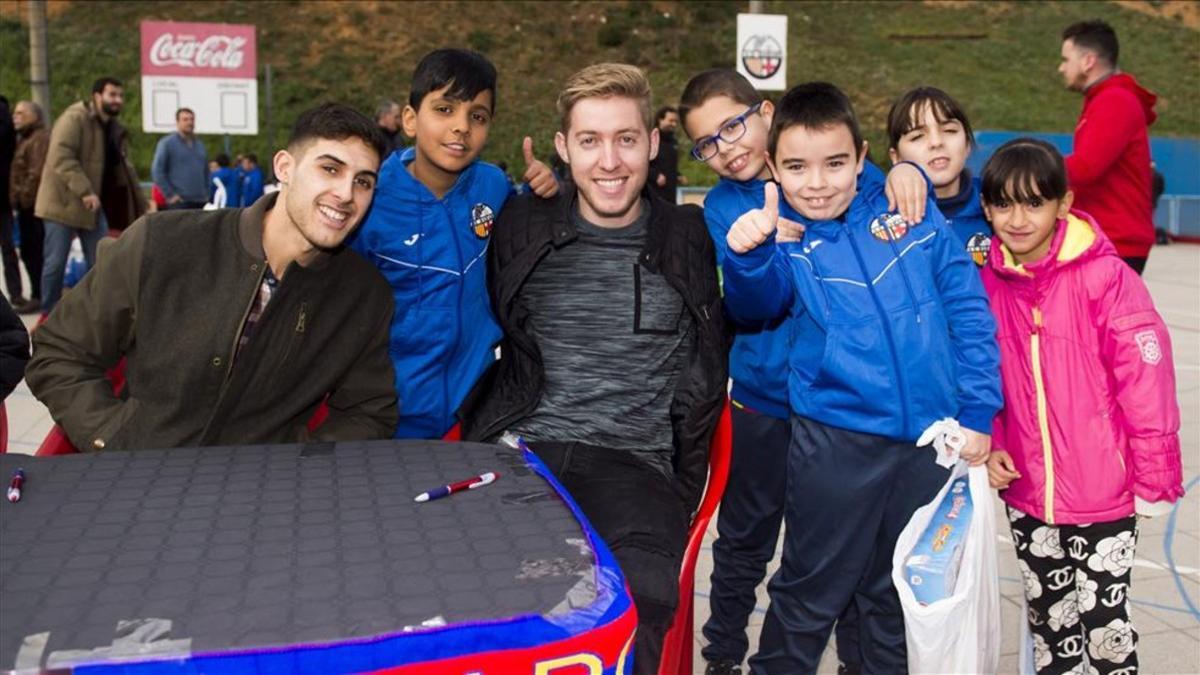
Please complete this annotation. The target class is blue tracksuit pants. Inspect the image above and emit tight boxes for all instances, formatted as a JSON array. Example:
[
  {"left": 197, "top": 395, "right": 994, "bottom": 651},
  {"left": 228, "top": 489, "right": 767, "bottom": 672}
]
[{"left": 749, "top": 416, "right": 948, "bottom": 674}]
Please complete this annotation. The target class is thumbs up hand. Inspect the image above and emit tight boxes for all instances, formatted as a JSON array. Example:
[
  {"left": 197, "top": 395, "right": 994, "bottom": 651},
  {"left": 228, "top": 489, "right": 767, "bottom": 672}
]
[
  {"left": 727, "top": 182, "right": 782, "bottom": 254},
  {"left": 521, "top": 136, "right": 559, "bottom": 199}
]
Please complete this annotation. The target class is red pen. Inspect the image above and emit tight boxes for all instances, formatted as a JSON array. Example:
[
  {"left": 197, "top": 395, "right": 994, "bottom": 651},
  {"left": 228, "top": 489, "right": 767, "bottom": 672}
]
[
  {"left": 414, "top": 472, "right": 498, "bottom": 503},
  {"left": 7, "top": 468, "right": 25, "bottom": 503}
]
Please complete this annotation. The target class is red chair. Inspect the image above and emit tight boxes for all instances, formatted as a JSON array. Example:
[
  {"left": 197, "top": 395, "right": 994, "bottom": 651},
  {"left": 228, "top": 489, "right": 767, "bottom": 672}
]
[
  {"left": 658, "top": 399, "right": 734, "bottom": 675},
  {"left": 34, "top": 359, "right": 127, "bottom": 456}
]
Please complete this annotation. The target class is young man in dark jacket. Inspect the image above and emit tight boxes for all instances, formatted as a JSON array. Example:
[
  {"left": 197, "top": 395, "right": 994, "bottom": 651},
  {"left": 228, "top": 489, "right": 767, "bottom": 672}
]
[
  {"left": 463, "top": 63, "right": 730, "bottom": 674},
  {"left": 26, "top": 103, "right": 398, "bottom": 451}
]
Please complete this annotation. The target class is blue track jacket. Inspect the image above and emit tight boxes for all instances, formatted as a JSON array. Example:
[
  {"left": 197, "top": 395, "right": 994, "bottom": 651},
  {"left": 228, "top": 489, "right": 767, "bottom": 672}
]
[
  {"left": 704, "top": 162, "right": 890, "bottom": 420},
  {"left": 721, "top": 181, "right": 1001, "bottom": 440},
  {"left": 939, "top": 173, "right": 993, "bottom": 268},
  {"left": 350, "top": 148, "right": 508, "bottom": 438}
]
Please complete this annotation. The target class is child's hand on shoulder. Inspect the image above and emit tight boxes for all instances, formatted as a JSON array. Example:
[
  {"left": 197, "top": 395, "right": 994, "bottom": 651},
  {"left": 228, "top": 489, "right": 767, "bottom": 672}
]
[
  {"left": 885, "top": 163, "right": 928, "bottom": 224},
  {"left": 728, "top": 183, "right": 781, "bottom": 254},
  {"left": 986, "top": 449, "right": 1021, "bottom": 489},
  {"left": 522, "top": 137, "right": 559, "bottom": 199}
]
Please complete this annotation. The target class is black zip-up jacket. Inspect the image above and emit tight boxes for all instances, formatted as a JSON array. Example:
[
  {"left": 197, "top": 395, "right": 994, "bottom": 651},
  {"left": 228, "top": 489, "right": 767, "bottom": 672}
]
[{"left": 461, "top": 190, "right": 731, "bottom": 515}]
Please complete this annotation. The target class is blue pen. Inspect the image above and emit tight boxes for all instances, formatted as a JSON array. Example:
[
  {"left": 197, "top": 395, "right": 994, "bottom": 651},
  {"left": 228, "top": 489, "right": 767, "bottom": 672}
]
[{"left": 7, "top": 468, "right": 25, "bottom": 503}]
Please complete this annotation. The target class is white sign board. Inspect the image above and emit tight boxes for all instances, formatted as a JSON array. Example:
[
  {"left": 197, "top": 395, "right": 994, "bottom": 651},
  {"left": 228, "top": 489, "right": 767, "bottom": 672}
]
[
  {"left": 140, "top": 21, "right": 258, "bottom": 135},
  {"left": 736, "top": 13, "right": 788, "bottom": 91}
]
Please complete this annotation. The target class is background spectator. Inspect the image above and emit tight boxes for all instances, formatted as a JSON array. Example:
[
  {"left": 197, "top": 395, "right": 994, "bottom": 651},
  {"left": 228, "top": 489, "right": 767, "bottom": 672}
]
[{"left": 9, "top": 100, "right": 49, "bottom": 313}]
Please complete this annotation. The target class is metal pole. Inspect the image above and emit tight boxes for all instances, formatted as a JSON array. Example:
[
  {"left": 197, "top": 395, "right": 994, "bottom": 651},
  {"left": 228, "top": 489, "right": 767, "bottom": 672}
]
[
  {"left": 749, "top": 1, "right": 765, "bottom": 13},
  {"left": 264, "top": 63, "right": 273, "bottom": 181},
  {"left": 28, "top": 0, "right": 51, "bottom": 117}
]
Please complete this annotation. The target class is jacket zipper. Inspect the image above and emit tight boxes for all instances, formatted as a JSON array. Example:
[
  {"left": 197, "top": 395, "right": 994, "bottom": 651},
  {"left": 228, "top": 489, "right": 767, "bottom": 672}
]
[
  {"left": 1030, "top": 306, "right": 1055, "bottom": 524},
  {"left": 199, "top": 261, "right": 267, "bottom": 443},
  {"left": 844, "top": 223, "right": 911, "bottom": 438},
  {"left": 881, "top": 226, "right": 922, "bottom": 322},
  {"left": 445, "top": 200, "right": 466, "bottom": 434},
  {"left": 295, "top": 303, "right": 307, "bottom": 333},
  {"left": 481, "top": 244, "right": 555, "bottom": 439}
]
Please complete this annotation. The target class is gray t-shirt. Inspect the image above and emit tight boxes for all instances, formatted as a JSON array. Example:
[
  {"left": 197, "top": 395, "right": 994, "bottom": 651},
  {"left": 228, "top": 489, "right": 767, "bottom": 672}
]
[{"left": 510, "top": 201, "right": 694, "bottom": 475}]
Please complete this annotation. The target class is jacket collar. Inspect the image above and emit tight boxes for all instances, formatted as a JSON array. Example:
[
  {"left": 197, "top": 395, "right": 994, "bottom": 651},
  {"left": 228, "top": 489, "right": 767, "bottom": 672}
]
[
  {"left": 17, "top": 121, "right": 45, "bottom": 138},
  {"left": 937, "top": 170, "right": 983, "bottom": 219},
  {"left": 551, "top": 186, "right": 672, "bottom": 268},
  {"left": 393, "top": 146, "right": 475, "bottom": 201},
  {"left": 990, "top": 210, "right": 1108, "bottom": 279},
  {"left": 238, "top": 192, "right": 334, "bottom": 272},
  {"left": 790, "top": 184, "right": 890, "bottom": 242}
]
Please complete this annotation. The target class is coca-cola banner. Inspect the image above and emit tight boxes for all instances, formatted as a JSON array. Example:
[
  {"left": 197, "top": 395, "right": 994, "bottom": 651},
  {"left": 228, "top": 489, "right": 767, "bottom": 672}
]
[{"left": 140, "top": 20, "right": 258, "bottom": 135}]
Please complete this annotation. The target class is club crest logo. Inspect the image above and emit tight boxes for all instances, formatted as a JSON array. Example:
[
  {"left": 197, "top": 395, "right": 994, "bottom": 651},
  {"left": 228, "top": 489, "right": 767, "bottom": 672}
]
[
  {"left": 1134, "top": 330, "right": 1162, "bottom": 365},
  {"left": 966, "top": 233, "right": 991, "bottom": 267},
  {"left": 740, "top": 35, "right": 783, "bottom": 79},
  {"left": 470, "top": 203, "right": 495, "bottom": 239},
  {"left": 870, "top": 213, "right": 909, "bottom": 242}
]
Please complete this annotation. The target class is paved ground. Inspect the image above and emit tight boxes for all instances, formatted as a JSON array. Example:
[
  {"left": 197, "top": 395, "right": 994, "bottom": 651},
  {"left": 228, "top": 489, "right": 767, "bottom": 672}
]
[{"left": 4, "top": 242, "right": 1198, "bottom": 673}]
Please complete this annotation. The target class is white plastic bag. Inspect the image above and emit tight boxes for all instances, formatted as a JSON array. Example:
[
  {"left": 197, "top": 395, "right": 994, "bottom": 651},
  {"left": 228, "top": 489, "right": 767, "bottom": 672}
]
[{"left": 893, "top": 460, "right": 1002, "bottom": 674}]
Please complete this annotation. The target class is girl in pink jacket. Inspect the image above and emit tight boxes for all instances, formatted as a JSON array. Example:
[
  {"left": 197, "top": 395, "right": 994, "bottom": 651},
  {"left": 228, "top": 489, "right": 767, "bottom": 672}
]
[{"left": 980, "top": 138, "right": 1183, "bottom": 675}]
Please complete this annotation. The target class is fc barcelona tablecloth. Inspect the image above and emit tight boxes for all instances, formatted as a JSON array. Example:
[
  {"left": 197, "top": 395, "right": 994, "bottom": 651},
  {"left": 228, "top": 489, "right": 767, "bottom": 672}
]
[{"left": 0, "top": 440, "right": 636, "bottom": 674}]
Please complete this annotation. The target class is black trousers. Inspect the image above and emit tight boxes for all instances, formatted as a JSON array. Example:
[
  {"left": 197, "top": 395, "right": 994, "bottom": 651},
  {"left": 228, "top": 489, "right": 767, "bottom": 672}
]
[
  {"left": 0, "top": 207, "right": 20, "bottom": 301},
  {"left": 703, "top": 405, "right": 864, "bottom": 669},
  {"left": 703, "top": 404, "right": 789, "bottom": 664},
  {"left": 1009, "top": 507, "right": 1140, "bottom": 674},
  {"left": 16, "top": 208, "right": 44, "bottom": 300},
  {"left": 530, "top": 441, "right": 689, "bottom": 675},
  {"left": 1121, "top": 256, "right": 1147, "bottom": 276},
  {"left": 749, "top": 417, "right": 948, "bottom": 674}
]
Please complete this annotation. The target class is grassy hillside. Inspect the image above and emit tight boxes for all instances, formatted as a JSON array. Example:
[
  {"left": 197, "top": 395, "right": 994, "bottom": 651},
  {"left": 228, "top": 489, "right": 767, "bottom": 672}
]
[{"left": 2, "top": 0, "right": 1196, "bottom": 187}]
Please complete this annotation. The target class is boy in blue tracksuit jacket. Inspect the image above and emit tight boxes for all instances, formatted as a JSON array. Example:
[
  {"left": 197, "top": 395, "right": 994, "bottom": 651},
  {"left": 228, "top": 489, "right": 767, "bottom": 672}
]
[
  {"left": 208, "top": 154, "right": 241, "bottom": 208},
  {"left": 350, "top": 48, "right": 557, "bottom": 439},
  {"left": 679, "top": 69, "right": 932, "bottom": 674},
  {"left": 722, "top": 82, "right": 1001, "bottom": 673},
  {"left": 238, "top": 155, "right": 264, "bottom": 207}
]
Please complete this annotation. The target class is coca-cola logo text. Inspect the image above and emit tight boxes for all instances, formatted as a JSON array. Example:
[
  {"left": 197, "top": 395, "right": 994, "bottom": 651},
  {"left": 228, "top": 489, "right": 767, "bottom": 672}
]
[{"left": 150, "top": 33, "right": 247, "bottom": 70}]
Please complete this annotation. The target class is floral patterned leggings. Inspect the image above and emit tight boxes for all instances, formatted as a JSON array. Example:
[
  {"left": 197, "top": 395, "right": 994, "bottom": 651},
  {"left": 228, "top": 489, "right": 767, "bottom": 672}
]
[{"left": 1008, "top": 507, "right": 1139, "bottom": 675}]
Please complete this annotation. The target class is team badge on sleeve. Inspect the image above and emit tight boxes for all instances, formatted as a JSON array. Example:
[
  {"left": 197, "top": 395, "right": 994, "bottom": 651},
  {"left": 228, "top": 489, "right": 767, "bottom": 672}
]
[
  {"left": 870, "top": 213, "right": 909, "bottom": 242},
  {"left": 470, "top": 203, "right": 496, "bottom": 239},
  {"left": 1134, "top": 330, "right": 1162, "bottom": 365},
  {"left": 966, "top": 233, "right": 991, "bottom": 267}
]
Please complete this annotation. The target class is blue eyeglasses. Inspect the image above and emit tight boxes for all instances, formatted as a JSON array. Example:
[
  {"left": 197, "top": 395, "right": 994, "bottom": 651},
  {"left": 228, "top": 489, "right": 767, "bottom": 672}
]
[{"left": 690, "top": 102, "right": 764, "bottom": 161}]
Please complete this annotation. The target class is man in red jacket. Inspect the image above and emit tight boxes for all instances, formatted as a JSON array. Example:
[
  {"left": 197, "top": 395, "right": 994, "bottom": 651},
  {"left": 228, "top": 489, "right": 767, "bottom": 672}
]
[{"left": 1059, "top": 19, "right": 1158, "bottom": 274}]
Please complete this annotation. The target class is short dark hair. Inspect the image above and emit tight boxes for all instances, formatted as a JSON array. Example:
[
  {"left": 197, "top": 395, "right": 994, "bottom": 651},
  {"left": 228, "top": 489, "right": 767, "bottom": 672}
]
[
  {"left": 92, "top": 77, "right": 122, "bottom": 95},
  {"left": 678, "top": 69, "right": 763, "bottom": 131},
  {"left": 215, "top": 153, "right": 231, "bottom": 167},
  {"left": 409, "top": 49, "right": 497, "bottom": 113},
  {"left": 243, "top": 153, "right": 259, "bottom": 165},
  {"left": 887, "top": 86, "right": 975, "bottom": 150},
  {"left": 655, "top": 106, "right": 677, "bottom": 123},
  {"left": 980, "top": 137, "right": 1068, "bottom": 206},
  {"left": 768, "top": 82, "right": 863, "bottom": 158},
  {"left": 1062, "top": 19, "right": 1119, "bottom": 67},
  {"left": 175, "top": 107, "right": 194, "bottom": 121},
  {"left": 286, "top": 103, "right": 387, "bottom": 163}
]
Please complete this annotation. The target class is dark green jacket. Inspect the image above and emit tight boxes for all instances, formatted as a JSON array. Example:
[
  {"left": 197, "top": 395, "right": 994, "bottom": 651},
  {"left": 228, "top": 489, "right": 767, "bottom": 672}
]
[{"left": 27, "top": 194, "right": 399, "bottom": 451}]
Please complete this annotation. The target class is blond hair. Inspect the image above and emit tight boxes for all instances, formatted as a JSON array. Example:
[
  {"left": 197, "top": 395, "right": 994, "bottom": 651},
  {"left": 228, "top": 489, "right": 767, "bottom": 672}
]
[{"left": 557, "top": 63, "right": 653, "bottom": 132}]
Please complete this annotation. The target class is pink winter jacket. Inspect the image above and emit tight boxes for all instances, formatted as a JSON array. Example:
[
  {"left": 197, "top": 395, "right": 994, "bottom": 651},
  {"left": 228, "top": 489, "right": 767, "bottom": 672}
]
[{"left": 982, "top": 210, "right": 1183, "bottom": 525}]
